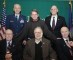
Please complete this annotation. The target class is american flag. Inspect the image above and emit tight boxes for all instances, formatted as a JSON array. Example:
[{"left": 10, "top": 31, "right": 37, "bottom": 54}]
[{"left": 0, "top": 1, "right": 6, "bottom": 40}]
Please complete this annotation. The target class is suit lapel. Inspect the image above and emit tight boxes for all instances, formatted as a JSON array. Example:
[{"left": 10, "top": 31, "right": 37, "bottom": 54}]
[
  {"left": 49, "top": 16, "right": 52, "bottom": 29},
  {"left": 11, "top": 40, "right": 14, "bottom": 48},
  {"left": 19, "top": 14, "right": 23, "bottom": 21},
  {"left": 18, "top": 15, "right": 21, "bottom": 21},
  {"left": 61, "top": 38, "right": 72, "bottom": 55},
  {"left": 11, "top": 39, "right": 16, "bottom": 50},
  {"left": 42, "top": 39, "right": 45, "bottom": 58},
  {"left": 42, "top": 38, "right": 48, "bottom": 58},
  {"left": 61, "top": 38, "right": 68, "bottom": 47},
  {"left": 12, "top": 14, "right": 17, "bottom": 22},
  {"left": 54, "top": 16, "right": 60, "bottom": 29},
  {"left": 30, "top": 39, "right": 35, "bottom": 58}
]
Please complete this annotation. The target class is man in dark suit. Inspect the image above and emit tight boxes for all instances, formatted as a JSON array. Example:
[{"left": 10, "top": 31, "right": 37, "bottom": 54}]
[
  {"left": 0, "top": 29, "right": 23, "bottom": 60},
  {"left": 45, "top": 5, "right": 67, "bottom": 38},
  {"left": 23, "top": 27, "right": 57, "bottom": 60},
  {"left": 70, "top": 27, "right": 73, "bottom": 39},
  {"left": 6, "top": 4, "right": 27, "bottom": 36},
  {"left": 56, "top": 26, "right": 73, "bottom": 60}
]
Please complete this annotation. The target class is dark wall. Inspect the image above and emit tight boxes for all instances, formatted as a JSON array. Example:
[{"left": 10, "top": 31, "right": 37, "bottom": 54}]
[{"left": 0, "top": 0, "right": 73, "bottom": 26}]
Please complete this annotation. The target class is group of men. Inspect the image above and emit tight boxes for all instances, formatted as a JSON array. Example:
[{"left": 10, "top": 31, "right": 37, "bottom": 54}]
[{"left": 0, "top": 3, "right": 73, "bottom": 60}]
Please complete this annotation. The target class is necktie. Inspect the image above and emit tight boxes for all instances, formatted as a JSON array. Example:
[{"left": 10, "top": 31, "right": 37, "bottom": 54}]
[
  {"left": 65, "top": 40, "right": 70, "bottom": 48},
  {"left": 8, "top": 41, "right": 11, "bottom": 50},
  {"left": 52, "top": 17, "right": 55, "bottom": 30},
  {"left": 8, "top": 41, "right": 11, "bottom": 46},
  {"left": 6, "top": 41, "right": 11, "bottom": 53},
  {"left": 15, "top": 15, "right": 19, "bottom": 20},
  {"left": 65, "top": 40, "right": 73, "bottom": 56}
]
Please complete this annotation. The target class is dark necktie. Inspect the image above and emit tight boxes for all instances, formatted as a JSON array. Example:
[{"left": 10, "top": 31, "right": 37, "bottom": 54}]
[
  {"left": 15, "top": 15, "right": 19, "bottom": 20},
  {"left": 52, "top": 17, "right": 55, "bottom": 30},
  {"left": 65, "top": 40, "right": 73, "bottom": 56}
]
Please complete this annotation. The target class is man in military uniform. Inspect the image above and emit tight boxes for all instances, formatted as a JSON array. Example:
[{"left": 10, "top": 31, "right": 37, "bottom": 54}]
[{"left": 6, "top": 4, "right": 27, "bottom": 36}]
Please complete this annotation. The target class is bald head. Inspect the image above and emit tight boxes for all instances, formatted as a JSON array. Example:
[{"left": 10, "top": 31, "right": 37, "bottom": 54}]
[
  {"left": 60, "top": 26, "right": 69, "bottom": 38},
  {"left": 50, "top": 5, "right": 58, "bottom": 15},
  {"left": 5, "top": 29, "right": 13, "bottom": 41}
]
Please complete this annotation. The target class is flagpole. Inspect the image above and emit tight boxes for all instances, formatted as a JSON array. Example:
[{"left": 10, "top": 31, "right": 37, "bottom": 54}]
[{"left": 3, "top": 0, "right": 6, "bottom": 7}]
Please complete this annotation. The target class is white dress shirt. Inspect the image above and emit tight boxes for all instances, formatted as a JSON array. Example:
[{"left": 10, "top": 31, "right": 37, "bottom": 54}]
[
  {"left": 15, "top": 14, "right": 20, "bottom": 19},
  {"left": 6, "top": 40, "right": 12, "bottom": 47},
  {"left": 35, "top": 38, "right": 42, "bottom": 44},
  {"left": 50, "top": 15, "right": 58, "bottom": 27},
  {"left": 63, "top": 38, "right": 69, "bottom": 43}
]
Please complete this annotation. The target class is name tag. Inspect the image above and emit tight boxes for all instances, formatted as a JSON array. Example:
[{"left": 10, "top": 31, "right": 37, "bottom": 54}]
[{"left": 10, "top": 20, "right": 14, "bottom": 22}]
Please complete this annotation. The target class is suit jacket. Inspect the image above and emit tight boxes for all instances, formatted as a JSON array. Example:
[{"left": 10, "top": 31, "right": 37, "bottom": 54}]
[
  {"left": 56, "top": 38, "right": 73, "bottom": 60},
  {"left": 6, "top": 14, "right": 27, "bottom": 36},
  {"left": 0, "top": 39, "right": 23, "bottom": 60},
  {"left": 45, "top": 15, "right": 67, "bottom": 38},
  {"left": 15, "top": 19, "right": 57, "bottom": 43},
  {"left": 23, "top": 38, "right": 57, "bottom": 60},
  {"left": 70, "top": 28, "right": 73, "bottom": 39}
]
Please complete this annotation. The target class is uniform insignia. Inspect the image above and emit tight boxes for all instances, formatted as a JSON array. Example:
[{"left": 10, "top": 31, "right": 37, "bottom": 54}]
[
  {"left": 20, "top": 19, "right": 24, "bottom": 23},
  {"left": 57, "top": 38, "right": 61, "bottom": 39}
]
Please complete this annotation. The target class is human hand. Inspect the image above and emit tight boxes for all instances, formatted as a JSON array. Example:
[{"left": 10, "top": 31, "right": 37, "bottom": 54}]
[
  {"left": 23, "top": 40, "right": 27, "bottom": 45},
  {"left": 68, "top": 41, "right": 73, "bottom": 47},
  {"left": 5, "top": 53, "right": 12, "bottom": 60}
]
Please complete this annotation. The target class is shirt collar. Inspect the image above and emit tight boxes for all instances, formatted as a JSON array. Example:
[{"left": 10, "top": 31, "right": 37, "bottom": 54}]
[
  {"left": 7, "top": 40, "right": 12, "bottom": 43},
  {"left": 35, "top": 38, "right": 42, "bottom": 44},
  {"left": 52, "top": 14, "right": 57, "bottom": 18},
  {"left": 63, "top": 38, "right": 69, "bottom": 41},
  {"left": 15, "top": 14, "right": 20, "bottom": 17}
]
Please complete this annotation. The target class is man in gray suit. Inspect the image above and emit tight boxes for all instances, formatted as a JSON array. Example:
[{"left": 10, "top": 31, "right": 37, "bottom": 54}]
[{"left": 23, "top": 27, "right": 57, "bottom": 60}]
